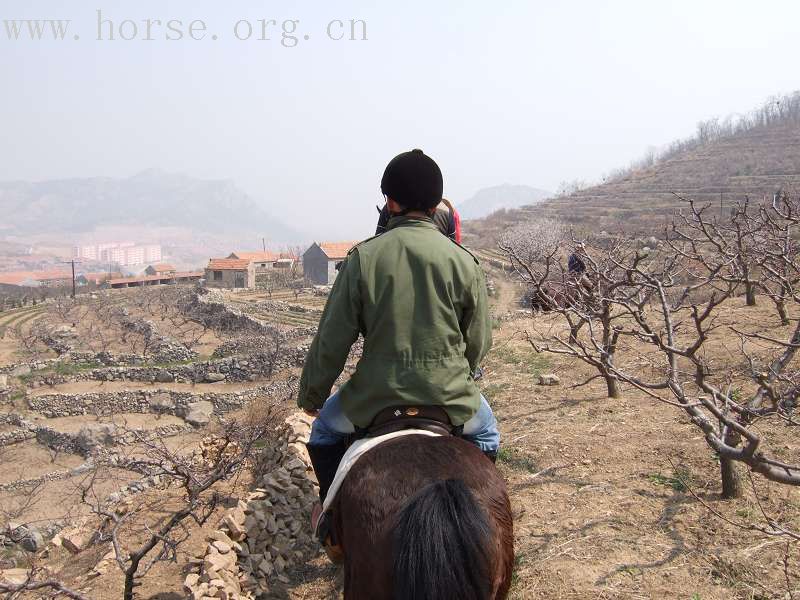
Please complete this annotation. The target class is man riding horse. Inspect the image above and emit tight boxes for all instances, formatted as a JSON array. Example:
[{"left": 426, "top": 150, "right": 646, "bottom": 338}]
[{"left": 297, "top": 149, "right": 501, "bottom": 551}]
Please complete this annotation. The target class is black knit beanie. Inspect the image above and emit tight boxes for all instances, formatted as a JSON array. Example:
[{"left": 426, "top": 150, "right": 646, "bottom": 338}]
[{"left": 380, "top": 149, "right": 443, "bottom": 211}]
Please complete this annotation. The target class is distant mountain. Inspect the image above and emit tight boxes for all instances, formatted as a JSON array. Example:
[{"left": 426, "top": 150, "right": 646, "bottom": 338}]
[
  {"left": 457, "top": 184, "right": 551, "bottom": 220},
  {"left": 0, "top": 169, "right": 297, "bottom": 241}
]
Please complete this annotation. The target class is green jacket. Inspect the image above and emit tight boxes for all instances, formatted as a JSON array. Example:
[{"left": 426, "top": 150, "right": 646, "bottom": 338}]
[{"left": 297, "top": 215, "right": 492, "bottom": 428}]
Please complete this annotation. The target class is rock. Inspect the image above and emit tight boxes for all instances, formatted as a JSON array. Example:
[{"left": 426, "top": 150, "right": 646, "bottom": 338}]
[
  {"left": 0, "top": 568, "right": 29, "bottom": 585},
  {"left": 538, "top": 374, "right": 561, "bottom": 386},
  {"left": 207, "top": 530, "right": 234, "bottom": 546},
  {"left": 184, "top": 401, "right": 214, "bottom": 427},
  {"left": 19, "top": 528, "right": 43, "bottom": 553},
  {"left": 76, "top": 423, "right": 117, "bottom": 452},
  {"left": 155, "top": 370, "right": 175, "bottom": 383},
  {"left": 212, "top": 541, "right": 231, "bottom": 554},
  {"left": 8, "top": 524, "right": 43, "bottom": 553},
  {"left": 184, "top": 573, "right": 200, "bottom": 591},
  {"left": 223, "top": 515, "right": 246, "bottom": 540},
  {"left": 60, "top": 527, "right": 91, "bottom": 554},
  {"left": 0, "top": 374, "right": 7, "bottom": 388},
  {"left": 205, "top": 372, "right": 227, "bottom": 383},
  {"left": 204, "top": 549, "right": 235, "bottom": 572},
  {"left": 148, "top": 392, "right": 174, "bottom": 412}
]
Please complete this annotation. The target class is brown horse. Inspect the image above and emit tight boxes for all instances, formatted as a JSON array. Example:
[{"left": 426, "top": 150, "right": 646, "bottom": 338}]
[{"left": 331, "top": 434, "right": 514, "bottom": 600}]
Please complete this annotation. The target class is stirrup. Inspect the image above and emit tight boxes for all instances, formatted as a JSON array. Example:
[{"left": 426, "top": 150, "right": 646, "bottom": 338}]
[{"left": 312, "top": 505, "right": 343, "bottom": 564}]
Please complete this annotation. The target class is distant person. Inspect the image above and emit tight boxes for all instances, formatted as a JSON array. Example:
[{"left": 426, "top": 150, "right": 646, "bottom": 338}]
[{"left": 568, "top": 252, "right": 586, "bottom": 275}]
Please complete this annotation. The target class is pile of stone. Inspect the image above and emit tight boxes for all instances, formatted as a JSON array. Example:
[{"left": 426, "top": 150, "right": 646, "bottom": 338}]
[
  {"left": 184, "top": 413, "right": 318, "bottom": 599},
  {"left": 192, "top": 289, "right": 277, "bottom": 336},
  {"left": 115, "top": 309, "right": 199, "bottom": 363}
]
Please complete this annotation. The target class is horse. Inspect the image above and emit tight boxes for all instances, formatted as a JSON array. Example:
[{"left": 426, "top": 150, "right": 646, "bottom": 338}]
[{"left": 330, "top": 433, "right": 514, "bottom": 600}]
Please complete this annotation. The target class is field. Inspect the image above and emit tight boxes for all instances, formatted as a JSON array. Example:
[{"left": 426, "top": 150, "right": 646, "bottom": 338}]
[{"left": 0, "top": 272, "right": 798, "bottom": 599}]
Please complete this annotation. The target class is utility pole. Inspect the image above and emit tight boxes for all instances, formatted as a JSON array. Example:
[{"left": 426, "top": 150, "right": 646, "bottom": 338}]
[
  {"left": 60, "top": 259, "right": 81, "bottom": 299},
  {"left": 262, "top": 237, "right": 266, "bottom": 252}
]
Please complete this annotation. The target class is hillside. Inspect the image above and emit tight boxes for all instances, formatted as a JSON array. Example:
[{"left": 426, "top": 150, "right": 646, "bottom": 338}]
[
  {"left": 0, "top": 169, "right": 297, "bottom": 241},
  {"left": 466, "top": 93, "right": 800, "bottom": 245},
  {"left": 457, "top": 184, "right": 551, "bottom": 220}
]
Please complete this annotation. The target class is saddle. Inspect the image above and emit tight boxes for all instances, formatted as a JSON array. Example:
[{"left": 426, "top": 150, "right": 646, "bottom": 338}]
[{"left": 351, "top": 405, "right": 462, "bottom": 444}]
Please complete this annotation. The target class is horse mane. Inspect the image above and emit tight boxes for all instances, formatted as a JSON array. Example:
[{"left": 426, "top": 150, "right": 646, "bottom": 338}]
[
  {"left": 391, "top": 478, "right": 492, "bottom": 600},
  {"left": 334, "top": 434, "right": 513, "bottom": 600}
]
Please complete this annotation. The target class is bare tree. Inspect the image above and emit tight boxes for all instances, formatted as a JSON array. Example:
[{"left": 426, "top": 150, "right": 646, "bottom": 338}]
[
  {"left": 0, "top": 564, "right": 89, "bottom": 600},
  {"left": 501, "top": 198, "right": 800, "bottom": 500},
  {"left": 670, "top": 195, "right": 765, "bottom": 306},
  {"left": 0, "top": 480, "right": 44, "bottom": 523},
  {"left": 592, "top": 203, "right": 800, "bottom": 498},
  {"left": 500, "top": 228, "right": 636, "bottom": 398},
  {"left": 755, "top": 191, "right": 800, "bottom": 325},
  {"left": 79, "top": 400, "right": 289, "bottom": 600}
]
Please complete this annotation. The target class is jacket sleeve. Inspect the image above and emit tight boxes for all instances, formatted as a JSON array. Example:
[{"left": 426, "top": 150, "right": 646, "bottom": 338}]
[
  {"left": 298, "top": 251, "right": 363, "bottom": 410},
  {"left": 461, "top": 263, "right": 493, "bottom": 373}
]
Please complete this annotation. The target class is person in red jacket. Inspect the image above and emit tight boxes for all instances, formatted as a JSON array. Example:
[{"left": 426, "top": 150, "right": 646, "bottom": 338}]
[{"left": 375, "top": 197, "right": 462, "bottom": 243}]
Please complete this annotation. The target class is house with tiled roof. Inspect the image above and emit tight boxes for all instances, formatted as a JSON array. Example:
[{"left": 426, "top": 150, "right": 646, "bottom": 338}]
[
  {"left": 0, "top": 270, "right": 72, "bottom": 287},
  {"left": 144, "top": 263, "right": 176, "bottom": 276},
  {"left": 302, "top": 241, "right": 359, "bottom": 285},
  {"left": 228, "top": 251, "right": 278, "bottom": 274},
  {"left": 204, "top": 258, "right": 255, "bottom": 289}
]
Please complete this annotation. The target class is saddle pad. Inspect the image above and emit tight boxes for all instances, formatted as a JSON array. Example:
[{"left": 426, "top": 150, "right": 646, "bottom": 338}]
[{"left": 321, "top": 429, "right": 442, "bottom": 515}]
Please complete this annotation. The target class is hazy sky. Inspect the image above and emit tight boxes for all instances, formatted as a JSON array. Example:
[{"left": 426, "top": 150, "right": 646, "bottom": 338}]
[{"left": 2, "top": 0, "right": 799, "bottom": 239}]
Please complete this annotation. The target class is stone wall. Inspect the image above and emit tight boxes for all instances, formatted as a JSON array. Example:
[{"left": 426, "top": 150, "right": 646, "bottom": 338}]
[
  {"left": 76, "top": 353, "right": 305, "bottom": 385},
  {"left": 184, "top": 413, "right": 318, "bottom": 599},
  {"left": 0, "top": 411, "right": 195, "bottom": 456},
  {"left": 27, "top": 381, "right": 295, "bottom": 419}
]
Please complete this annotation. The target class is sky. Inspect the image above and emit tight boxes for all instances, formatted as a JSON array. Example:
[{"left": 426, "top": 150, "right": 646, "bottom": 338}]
[{"left": 1, "top": 0, "right": 799, "bottom": 239}]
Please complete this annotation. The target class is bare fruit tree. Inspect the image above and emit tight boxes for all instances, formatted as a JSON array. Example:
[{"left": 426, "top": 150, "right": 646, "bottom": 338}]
[
  {"left": 500, "top": 224, "right": 636, "bottom": 398},
  {"left": 78, "top": 398, "right": 290, "bottom": 600},
  {"left": 0, "top": 564, "right": 89, "bottom": 600},
  {"left": 755, "top": 190, "right": 800, "bottom": 326},
  {"left": 499, "top": 198, "right": 800, "bottom": 503}
]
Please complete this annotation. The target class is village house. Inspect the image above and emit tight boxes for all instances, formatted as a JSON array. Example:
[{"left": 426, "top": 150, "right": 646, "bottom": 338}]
[
  {"left": 204, "top": 258, "right": 255, "bottom": 289},
  {"left": 106, "top": 271, "right": 202, "bottom": 289},
  {"left": 144, "top": 263, "right": 176, "bottom": 276},
  {"left": 227, "top": 251, "right": 276, "bottom": 275},
  {"left": 302, "top": 241, "right": 358, "bottom": 285}
]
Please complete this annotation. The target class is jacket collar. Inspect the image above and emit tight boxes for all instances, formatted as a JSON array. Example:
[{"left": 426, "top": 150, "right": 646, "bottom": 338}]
[{"left": 386, "top": 215, "right": 437, "bottom": 232}]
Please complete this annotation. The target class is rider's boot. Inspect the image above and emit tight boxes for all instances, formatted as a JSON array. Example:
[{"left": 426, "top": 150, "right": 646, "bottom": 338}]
[
  {"left": 307, "top": 441, "right": 347, "bottom": 503},
  {"left": 484, "top": 449, "right": 498, "bottom": 464},
  {"left": 306, "top": 442, "right": 347, "bottom": 563}
]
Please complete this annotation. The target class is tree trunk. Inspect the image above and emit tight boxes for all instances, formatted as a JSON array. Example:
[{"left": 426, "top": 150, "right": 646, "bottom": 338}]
[
  {"left": 123, "top": 571, "right": 135, "bottom": 600},
  {"left": 745, "top": 282, "right": 757, "bottom": 306},
  {"left": 719, "top": 456, "right": 743, "bottom": 499},
  {"left": 777, "top": 301, "right": 789, "bottom": 326},
  {"left": 604, "top": 373, "right": 622, "bottom": 399},
  {"left": 720, "top": 428, "right": 743, "bottom": 499},
  {"left": 569, "top": 324, "right": 580, "bottom": 345}
]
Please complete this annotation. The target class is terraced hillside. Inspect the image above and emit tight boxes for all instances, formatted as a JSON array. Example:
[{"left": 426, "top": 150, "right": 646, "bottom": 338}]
[{"left": 466, "top": 94, "right": 800, "bottom": 245}]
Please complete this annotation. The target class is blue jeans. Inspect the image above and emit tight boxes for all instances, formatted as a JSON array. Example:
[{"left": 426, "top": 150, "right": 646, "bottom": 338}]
[{"left": 308, "top": 391, "right": 500, "bottom": 453}]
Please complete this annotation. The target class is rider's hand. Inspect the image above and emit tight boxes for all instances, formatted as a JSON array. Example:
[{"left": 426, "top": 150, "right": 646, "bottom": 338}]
[{"left": 303, "top": 408, "right": 319, "bottom": 418}]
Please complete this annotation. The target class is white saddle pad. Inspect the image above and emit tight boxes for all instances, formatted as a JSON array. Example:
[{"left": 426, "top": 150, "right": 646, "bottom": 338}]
[{"left": 321, "top": 429, "right": 442, "bottom": 515}]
